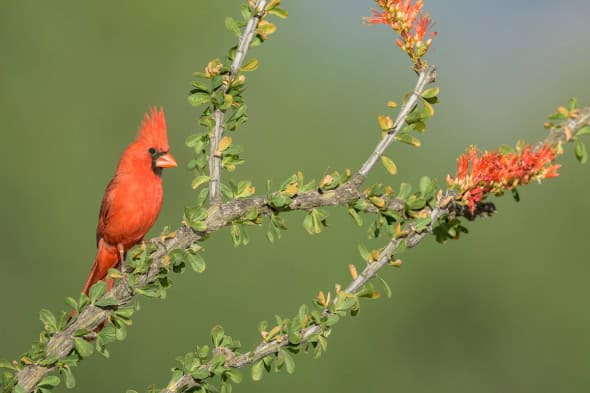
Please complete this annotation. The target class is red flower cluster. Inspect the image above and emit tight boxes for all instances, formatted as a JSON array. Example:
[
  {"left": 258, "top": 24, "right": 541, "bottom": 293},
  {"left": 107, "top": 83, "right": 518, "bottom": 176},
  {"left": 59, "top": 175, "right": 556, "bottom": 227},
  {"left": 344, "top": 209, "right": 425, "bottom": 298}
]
[
  {"left": 366, "top": 0, "right": 437, "bottom": 68},
  {"left": 447, "top": 144, "right": 561, "bottom": 213}
]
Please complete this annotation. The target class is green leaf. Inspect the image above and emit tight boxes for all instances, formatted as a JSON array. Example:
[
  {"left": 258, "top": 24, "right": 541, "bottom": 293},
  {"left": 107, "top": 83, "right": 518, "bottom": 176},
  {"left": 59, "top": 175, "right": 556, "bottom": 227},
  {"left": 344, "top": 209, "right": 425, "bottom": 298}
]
[
  {"left": 192, "top": 175, "right": 210, "bottom": 190},
  {"left": 251, "top": 360, "right": 264, "bottom": 381},
  {"left": 39, "top": 375, "right": 60, "bottom": 388},
  {"left": 0, "top": 360, "right": 16, "bottom": 371},
  {"left": 187, "top": 252, "right": 206, "bottom": 273},
  {"left": 191, "top": 367, "right": 210, "bottom": 380},
  {"left": 74, "top": 337, "right": 94, "bottom": 358},
  {"left": 211, "top": 325, "right": 225, "bottom": 347},
  {"left": 358, "top": 243, "right": 369, "bottom": 261},
  {"left": 40, "top": 309, "right": 58, "bottom": 333},
  {"left": 376, "top": 275, "right": 392, "bottom": 299},
  {"left": 397, "top": 183, "right": 412, "bottom": 200},
  {"left": 88, "top": 281, "right": 107, "bottom": 304},
  {"left": 414, "top": 216, "right": 432, "bottom": 232},
  {"left": 240, "top": 58, "right": 259, "bottom": 72},
  {"left": 269, "top": 193, "right": 291, "bottom": 209},
  {"left": 421, "top": 87, "right": 440, "bottom": 99},
  {"left": 303, "top": 209, "right": 328, "bottom": 235},
  {"left": 499, "top": 144, "right": 515, "bottom": 154},
  {"left": 281, "top": 350, "right": 295, "bottom": 374},
  {"left": 225, "top": 17, "right": 241, "bottom": 37},
  {"left": 95, "top": 297, "right": 119, "bottom": 307},
  {"left": 268, "top": 7, "right": 288, "bottom": 19},
  {"left": 575, "top": 139, "right": 588, "bottom": 164},
  {"left": 64, "top": 297, "right": 78, "bottom": 312},
  {"left": 14, "top": 385, "right": 27, "bottom": 393},
  {"left": 568, "top": 97, "right": 578, "bottom": 111},
  {"left": 191, "top": 81, "right": 210, "bottom": 94},
  {"left": 577, "top": 126, "right": 590, "bottom": 137},
  {"left": 225, "top": 370, "right": 243, "bottom": 384},
  {"left": 62, "top": 367, "right": 76, "bottom": 389},
  {"left": 380, "top": 156, "right": 398, "bottom": 175},
  {"left": 135, "top": 284, "right": 164, "bottom": 299},
  {"left": 395, "top": 132, "right": 421, "bottom": 147},
  {"left": 188, "top": 92, "right": 211, "bottom": 107},
  {"left": 347, "top": 207, "right": 363, "bottom": 227},
  {"left": 419, "top": 176, "right": 434, "bottom": 197}
]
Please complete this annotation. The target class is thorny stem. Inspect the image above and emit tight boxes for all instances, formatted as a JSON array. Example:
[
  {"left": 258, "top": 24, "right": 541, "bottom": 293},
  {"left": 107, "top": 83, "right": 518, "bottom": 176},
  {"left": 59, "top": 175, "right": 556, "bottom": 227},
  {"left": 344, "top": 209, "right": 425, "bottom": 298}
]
[
  {"left": 354, "top": 65, "right": 438, "bottom": 182},
  {"left": 209, "top": 0, "right": 269, "bottom": 205}
]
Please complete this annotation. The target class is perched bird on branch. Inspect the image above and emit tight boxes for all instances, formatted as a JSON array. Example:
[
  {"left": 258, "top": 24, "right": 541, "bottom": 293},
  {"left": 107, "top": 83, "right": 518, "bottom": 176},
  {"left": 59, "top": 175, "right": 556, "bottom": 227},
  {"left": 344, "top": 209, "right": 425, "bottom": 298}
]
[{"left": 81, "top": 107, "right": 177, "bottom": 295}]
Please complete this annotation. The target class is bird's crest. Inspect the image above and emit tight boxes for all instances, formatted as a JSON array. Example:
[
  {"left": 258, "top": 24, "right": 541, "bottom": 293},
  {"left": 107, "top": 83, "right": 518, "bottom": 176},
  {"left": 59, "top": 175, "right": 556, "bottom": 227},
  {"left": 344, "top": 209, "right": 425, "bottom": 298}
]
[{"left": 136, "top": 107, "right": 169, "bottom": 150}]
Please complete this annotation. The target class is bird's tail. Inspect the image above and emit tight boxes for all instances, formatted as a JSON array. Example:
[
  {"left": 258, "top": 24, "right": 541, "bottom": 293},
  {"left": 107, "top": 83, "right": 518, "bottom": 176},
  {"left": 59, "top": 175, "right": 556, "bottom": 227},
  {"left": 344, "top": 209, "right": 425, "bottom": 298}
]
[{"left": 81, "top": 239, "right": 119, "bottom": 295}]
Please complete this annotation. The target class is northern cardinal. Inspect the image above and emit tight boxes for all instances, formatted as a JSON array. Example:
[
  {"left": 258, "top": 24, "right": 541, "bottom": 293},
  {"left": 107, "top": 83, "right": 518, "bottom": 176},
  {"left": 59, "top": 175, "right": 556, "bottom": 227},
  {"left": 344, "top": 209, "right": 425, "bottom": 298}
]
[{"left": 80, "top": 107, "right": 177, "bottom": 294}]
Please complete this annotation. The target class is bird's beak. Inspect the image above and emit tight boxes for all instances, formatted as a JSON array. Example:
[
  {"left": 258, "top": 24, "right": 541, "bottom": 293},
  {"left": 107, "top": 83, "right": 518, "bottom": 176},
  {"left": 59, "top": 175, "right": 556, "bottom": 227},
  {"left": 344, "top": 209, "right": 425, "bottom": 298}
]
[{"left": 155, "top": 152, "right": 177, "bottom": 168}]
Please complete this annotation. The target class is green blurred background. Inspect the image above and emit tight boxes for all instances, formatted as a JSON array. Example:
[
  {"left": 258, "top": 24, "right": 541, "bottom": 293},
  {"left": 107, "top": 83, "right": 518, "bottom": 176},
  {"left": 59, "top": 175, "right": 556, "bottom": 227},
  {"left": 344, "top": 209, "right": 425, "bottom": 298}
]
[{"left": 2, "top": 1, "right": 590, "bottom": 392}]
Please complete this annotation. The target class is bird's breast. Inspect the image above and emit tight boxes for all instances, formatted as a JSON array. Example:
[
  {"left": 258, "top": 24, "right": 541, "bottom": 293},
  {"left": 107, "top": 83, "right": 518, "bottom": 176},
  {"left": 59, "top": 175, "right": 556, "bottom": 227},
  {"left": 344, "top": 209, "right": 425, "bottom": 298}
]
[{"left": 100, "top": 172, "right": 164, "bottom": 249}]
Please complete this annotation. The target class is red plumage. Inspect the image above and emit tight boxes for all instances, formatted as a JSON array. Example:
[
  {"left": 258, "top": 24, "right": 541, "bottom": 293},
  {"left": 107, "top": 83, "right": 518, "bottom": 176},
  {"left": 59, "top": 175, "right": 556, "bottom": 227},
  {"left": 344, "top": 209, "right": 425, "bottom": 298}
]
[{"left": 81, "top": 107, "right": 176, "bottom": 294}]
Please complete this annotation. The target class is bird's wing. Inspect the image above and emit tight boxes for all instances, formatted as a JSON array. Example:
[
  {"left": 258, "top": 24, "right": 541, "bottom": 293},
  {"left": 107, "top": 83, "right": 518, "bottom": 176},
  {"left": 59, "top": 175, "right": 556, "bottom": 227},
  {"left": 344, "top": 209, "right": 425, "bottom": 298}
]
[{"left": 96, "top": 177, "right": 118, "bottom": 246}]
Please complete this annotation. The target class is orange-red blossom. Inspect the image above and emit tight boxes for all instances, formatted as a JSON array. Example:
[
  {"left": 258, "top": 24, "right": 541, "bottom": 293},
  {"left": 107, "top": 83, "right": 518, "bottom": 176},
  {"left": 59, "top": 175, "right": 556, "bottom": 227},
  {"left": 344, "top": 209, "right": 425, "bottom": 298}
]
[
  {"left": 366, "top": 0, "right": 437, "bottom": 67},
  {"left": 447, "top": 144, "right": 561, "bottom": 213}
]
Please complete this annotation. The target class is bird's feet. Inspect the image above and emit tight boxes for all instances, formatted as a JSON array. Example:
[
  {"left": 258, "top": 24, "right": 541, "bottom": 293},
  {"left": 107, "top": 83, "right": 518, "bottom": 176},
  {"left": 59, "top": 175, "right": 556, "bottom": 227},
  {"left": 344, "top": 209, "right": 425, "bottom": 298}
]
[{"left": 117, "top": 243, "right": 131, "bottom": 288}]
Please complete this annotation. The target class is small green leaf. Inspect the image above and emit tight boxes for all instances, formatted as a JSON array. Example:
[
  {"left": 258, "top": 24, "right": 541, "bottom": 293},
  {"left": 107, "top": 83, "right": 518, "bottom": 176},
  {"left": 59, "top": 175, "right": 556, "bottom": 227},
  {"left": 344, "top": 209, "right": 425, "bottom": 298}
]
[
  {"left": 192, "top": 175, "right": 210, "bottom": 190},
  {"left": 303, "top": 209, "right": 328, "bottom": 235},
  {"left": 397, "top": 183, "right": 412, "bottom": 200},
  {"left": 358, "top": 243, "right": 369, "bottom": 261},
  {"left": 421, "top": 87, "right": 440, "bottom": 99},
  {"left": 251, "top": 360, "right": 264, "bottom": 381},
  {"left": 395, "top": 132, "right": 421, "bottom": 147},
  {"left": 62, "top": 367, "right": 76, "bottom": 389},
  {"left": 268, "top": 7, "right": 288, "bottom": 19},
  {"left": 39, "top": 375, "right": 61, "bottom": 388},
  {"left": 225, "top": 17, "right": 241, "bottom": 37},
  {"left": 577, "top": 126, "right": 590, "bottom": 137},
  {"left": 188, "top": 92, "right": 211, "bottom": 107},
  {"left": 419, "top": 176, "right": 434, "bottom": 197},
  {"left": 14, "top": 385, "right": 27, "bottom": 393},
  {"left": 499, "top": 144, "right": 515, "bottom": 154},
  {"left": 377, "top": 275, "right": 392, "bottom": 299},
  {"left": 347, "top": 207, "right": 363, "bottom": 227},
  {"left": 575, "top": 139, "right": 588, "bottom": 164},
  {"left": 88, "top": 281, "right": 107, "bottom": 304},
  {"left": 40, "top": 309, "right": 58, "bottom": 333},
  {"left": 225, "top": 370, "right": 243, "bottom": 384},
  {"left": 211, "top": 325, "right": 225, "bottom": 347},
  {"left": 281, "top": 350, "right": 295, "bottom": 374},
  {"left": 568, "top": 97, "right": 578, "bottom": 111},
  {"left": 95, "top": 297, "right": 119, "bottom": 307},
  {"left": 240, "top": 58, "right": 259, "bottom": 72},
  {"left": 0, "top": 360, "right": 17, "bottom": 371},
  {"left": 187, "top": 252, "right": 206, "bottom": 273},
  {"left": 191, "top": 81, "right": 210, "bottom": 94},
  {"left": 380, "top": 156, "right": 398, "bottom": 175},
  {"left": 191, "top": 367, "right": 210, "bottom": 380},
  {"left": 74, "top": 337, "right": 94, "bottom": 358}
]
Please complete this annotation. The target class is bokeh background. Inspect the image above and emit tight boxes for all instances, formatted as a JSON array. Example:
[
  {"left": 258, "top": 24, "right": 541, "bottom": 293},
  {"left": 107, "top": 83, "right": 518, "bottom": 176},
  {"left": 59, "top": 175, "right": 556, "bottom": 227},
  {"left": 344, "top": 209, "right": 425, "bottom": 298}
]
[{"left": 1, "top": 1, "right": 590, "bottom": 392}]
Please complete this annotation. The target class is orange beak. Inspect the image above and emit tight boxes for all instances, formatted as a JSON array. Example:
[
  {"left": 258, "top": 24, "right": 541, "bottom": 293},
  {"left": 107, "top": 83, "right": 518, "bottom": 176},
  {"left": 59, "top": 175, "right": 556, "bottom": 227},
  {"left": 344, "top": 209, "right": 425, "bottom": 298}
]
[{"left": 155, "top": 152, "right": 177, "bottom": 168}]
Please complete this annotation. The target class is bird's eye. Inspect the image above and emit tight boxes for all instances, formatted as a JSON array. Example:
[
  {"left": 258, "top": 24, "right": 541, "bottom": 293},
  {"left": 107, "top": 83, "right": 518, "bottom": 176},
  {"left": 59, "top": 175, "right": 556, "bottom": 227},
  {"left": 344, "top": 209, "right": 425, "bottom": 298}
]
[{"left": 148, "top": 147, "right": 156, "bottom": 155}]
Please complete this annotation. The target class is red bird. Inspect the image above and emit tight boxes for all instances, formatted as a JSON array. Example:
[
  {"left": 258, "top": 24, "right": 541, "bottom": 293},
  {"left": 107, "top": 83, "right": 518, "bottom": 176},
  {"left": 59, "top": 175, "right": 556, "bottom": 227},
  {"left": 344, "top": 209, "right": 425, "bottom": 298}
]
[{"left": 81, "top": 107, "right": 177, "bottom": 294}]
